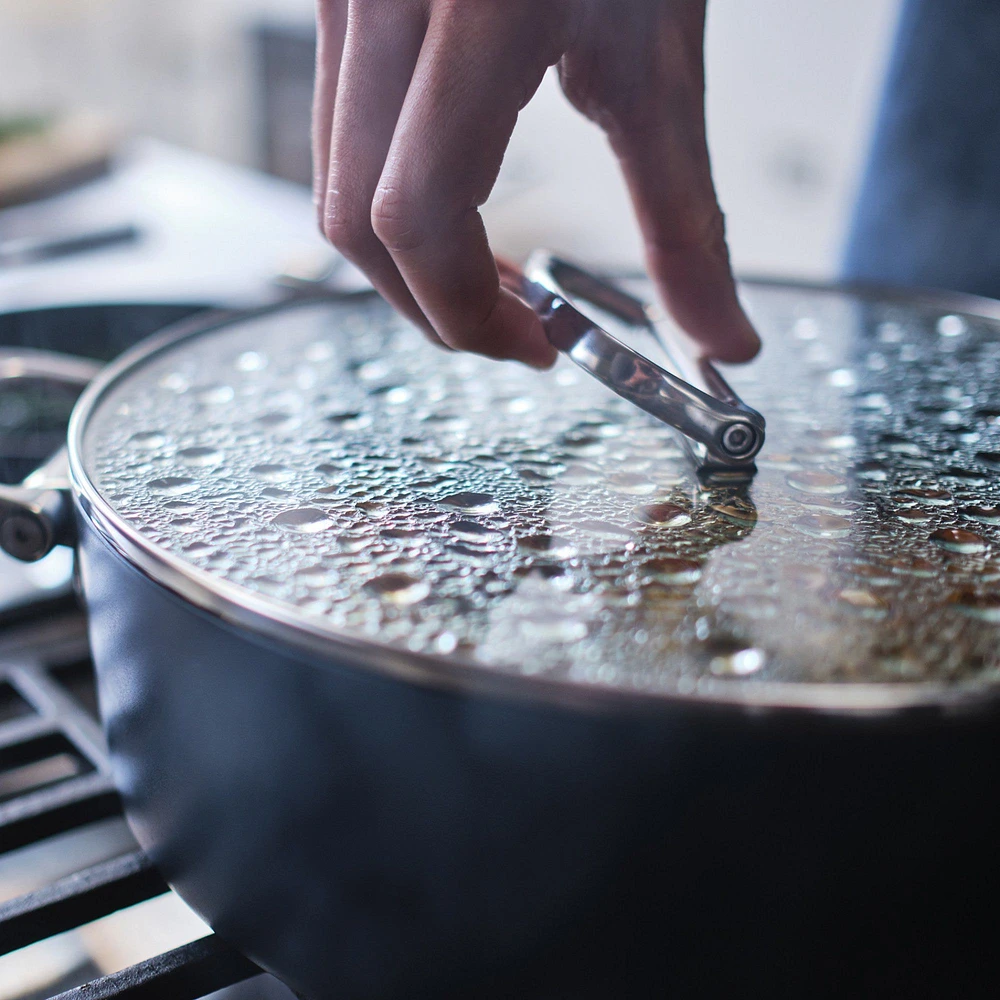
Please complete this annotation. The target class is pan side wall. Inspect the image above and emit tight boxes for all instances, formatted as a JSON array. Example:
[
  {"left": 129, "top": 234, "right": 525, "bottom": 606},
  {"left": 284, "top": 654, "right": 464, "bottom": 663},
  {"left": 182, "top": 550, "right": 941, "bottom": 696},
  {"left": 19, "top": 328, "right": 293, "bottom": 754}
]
[{"left": 78, "top": 522, "right": 1000, "bottom": 999}]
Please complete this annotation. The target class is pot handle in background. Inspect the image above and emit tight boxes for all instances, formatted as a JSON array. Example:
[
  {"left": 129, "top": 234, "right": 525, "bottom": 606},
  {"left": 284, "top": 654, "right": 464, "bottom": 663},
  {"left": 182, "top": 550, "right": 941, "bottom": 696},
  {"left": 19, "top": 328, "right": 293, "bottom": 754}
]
[{"left": 0, "top": 349, "right": 101, "bottom": 562}]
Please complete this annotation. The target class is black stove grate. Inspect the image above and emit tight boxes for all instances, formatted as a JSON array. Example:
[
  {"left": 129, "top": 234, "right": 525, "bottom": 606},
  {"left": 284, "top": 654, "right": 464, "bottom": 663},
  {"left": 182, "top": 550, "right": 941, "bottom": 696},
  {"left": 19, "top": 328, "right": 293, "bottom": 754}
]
[{"left": 0, "top": 606, "right": 263, "bottom": 999}]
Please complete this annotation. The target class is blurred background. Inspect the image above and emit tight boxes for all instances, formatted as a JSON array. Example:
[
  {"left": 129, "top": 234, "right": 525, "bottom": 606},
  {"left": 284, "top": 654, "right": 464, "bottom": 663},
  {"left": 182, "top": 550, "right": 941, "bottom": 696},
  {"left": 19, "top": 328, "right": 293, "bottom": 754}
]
[{"left": 0, "top": 0, "right": 902, "bottom": 279}]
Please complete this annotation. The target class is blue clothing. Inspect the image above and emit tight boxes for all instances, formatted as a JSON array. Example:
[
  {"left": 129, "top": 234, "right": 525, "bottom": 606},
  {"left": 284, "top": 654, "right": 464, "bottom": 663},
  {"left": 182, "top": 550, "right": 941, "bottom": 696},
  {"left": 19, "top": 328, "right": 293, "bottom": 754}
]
[{"left": 843, "top": 0, "right": 1000, "bottom": 298}]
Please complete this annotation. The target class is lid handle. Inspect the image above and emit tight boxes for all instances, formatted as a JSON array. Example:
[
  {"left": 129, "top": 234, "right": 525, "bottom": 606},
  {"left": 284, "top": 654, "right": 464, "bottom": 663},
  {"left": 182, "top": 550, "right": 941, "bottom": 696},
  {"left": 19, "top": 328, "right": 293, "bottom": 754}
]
[{"left": 501, "top": 252, "right": 765, "bottom": 482}]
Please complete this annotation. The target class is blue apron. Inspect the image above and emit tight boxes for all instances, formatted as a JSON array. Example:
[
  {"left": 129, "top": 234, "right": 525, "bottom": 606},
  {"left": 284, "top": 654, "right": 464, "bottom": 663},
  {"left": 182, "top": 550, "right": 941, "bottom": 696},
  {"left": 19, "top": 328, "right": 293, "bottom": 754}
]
[{"left": 843, "top": 0, "right": 1000, "bottom": 299}]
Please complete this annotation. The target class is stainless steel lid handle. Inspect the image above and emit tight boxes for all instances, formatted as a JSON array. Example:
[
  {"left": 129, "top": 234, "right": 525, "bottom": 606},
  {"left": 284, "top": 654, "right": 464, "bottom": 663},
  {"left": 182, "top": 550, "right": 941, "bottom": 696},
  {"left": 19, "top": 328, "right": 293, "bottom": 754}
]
[
  {"left": 0, "top": 350, "right": 100, "bottom": 562},
  {"left": 502, "top": 253, "right": 765, "bottom": 481}
]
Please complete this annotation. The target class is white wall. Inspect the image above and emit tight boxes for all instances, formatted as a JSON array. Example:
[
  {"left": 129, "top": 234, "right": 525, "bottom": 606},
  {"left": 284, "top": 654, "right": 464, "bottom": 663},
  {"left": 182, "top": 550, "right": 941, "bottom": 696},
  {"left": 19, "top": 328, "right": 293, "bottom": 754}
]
[
  {"left": 486, "top": 0, "right": 902, "bottom": 278},
  {"left": 1, "top": 0, "right": 901, "bottom": 278}
]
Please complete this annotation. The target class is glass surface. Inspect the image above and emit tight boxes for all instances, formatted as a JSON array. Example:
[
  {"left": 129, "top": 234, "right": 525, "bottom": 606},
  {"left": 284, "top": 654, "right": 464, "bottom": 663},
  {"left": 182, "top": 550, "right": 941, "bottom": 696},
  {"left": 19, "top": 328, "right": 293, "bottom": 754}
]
[{"left": 82, "top": 286, "right": 1000, "bottom": 694}]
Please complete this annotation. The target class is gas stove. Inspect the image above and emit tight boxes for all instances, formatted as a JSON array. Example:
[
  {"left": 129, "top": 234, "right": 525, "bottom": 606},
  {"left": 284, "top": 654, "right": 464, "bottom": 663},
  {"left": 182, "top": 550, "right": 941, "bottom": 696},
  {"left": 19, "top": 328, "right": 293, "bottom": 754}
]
[{"left": 0, "top": 599, "right": 304, "bottom": 999}]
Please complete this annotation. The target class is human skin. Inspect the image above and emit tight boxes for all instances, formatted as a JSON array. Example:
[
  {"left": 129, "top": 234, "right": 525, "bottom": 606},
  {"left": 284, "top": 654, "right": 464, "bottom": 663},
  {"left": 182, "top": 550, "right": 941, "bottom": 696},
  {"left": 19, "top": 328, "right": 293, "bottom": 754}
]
[{"left": 313, "top": 0, "right": 760, "bottom": 369}]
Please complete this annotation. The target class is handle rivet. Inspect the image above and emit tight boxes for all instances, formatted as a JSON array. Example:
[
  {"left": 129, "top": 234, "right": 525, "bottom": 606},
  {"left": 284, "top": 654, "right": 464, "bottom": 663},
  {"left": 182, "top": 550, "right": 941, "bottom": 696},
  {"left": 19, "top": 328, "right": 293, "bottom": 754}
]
[
  {"left": 0, "top": 514, "right": 49, "bottom": 562},
  {"left": 722, "top": 424, "right": 757, "bottom": 459}
]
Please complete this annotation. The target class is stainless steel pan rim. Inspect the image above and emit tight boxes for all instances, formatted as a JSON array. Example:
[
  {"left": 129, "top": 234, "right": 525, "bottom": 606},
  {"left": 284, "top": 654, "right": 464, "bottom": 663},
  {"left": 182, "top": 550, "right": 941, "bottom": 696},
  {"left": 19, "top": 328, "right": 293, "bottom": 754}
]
[{"left": 66, "top": 288, "right": 1000, "bottom": 718}]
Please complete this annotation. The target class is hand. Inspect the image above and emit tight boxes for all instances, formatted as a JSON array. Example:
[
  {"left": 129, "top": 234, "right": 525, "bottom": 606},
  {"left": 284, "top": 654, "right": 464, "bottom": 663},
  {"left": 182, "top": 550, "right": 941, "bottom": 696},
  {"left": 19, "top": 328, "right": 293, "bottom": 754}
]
[{"left": 313, "top": 0, "right": 760, "bottom": 368}]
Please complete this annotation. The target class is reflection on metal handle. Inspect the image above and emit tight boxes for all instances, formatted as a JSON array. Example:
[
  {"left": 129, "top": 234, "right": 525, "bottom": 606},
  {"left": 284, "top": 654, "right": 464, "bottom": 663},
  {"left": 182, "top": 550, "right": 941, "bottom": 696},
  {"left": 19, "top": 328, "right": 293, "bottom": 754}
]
[
  {"left": 0, "top": 349, "right": 99, "bottom": 562},
  {"left": 503, "top": 252, "right": 765, "bottom": 483}
]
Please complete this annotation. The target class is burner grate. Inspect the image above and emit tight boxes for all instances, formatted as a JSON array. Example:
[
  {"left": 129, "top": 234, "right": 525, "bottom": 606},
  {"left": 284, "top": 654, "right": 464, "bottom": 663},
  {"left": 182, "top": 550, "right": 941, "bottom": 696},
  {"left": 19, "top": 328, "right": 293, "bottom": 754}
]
[{"left": 0, "top": 609, "right": 266, "bottom": 1000}]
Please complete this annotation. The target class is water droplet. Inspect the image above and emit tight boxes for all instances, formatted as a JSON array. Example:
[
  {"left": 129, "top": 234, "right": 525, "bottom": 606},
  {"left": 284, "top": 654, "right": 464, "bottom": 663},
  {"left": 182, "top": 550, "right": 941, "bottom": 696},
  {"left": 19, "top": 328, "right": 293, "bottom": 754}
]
[
  {"left": 162, "top": 499, "right": 197, "bottom": 513},
  {"left": 261, "top": 487, "right": 296, "bottom": 502},
  {"left": 854, "top": 461, "right": 888, "bottom": 482},
  {"left": 975, "top": 451, "right": 1000, "bottom": 470},
  {"left": 838, "top": 589, "right": 889, "bottom": 617},
  {"left": 272, "top": 508, "right": 334, "bottom": 532},
  {"left": 160, "top": 372, "right": 190, "bottom": 393},
  {"left": 438, "top": 492, "right": 498, "bottom": 514},
  {"left": 236, "top": 351, "right": 268, "bottom": 372},
  {"left": 251, "top": 463, "right": 296, "bottom": 483},
  {"left": 356, "top": 358, "right": 391, "bottom": 381},
  {"left": 812, "top": 429, "right": 856, "bottom": 451},
  {"left": 937, "top": 314, "right": 967, "bottom": 338},
  {"left": 941, "top": 467, "right": 987, "bottom": 485},
  {"left": 305, "top": 341, "right": 334, "bottom": 362},
  {"left": 130, "top": 430, "right": 167, "bottom": 448},
  {"left": 518, "top": 617, "right": 588, "bottom": 643},
  {"left": 782, "top": 564, "right": 826, "bottom": 590},
  {"left": 148, "top": 477, "right": 198, "bottom": 497},
  {"left": 517, "top": 461, "right": 565, "bottom": 482},
  {"left": 517, "top": 535, "right": 577, "bottom": 558},
  {"left": 256, "top": 410, "right": 299, "bottom": 429},
  {"left": 295, "top": 565, "right": 339, "bottom": 586},
  {"left": 365, "top": 572, "right": 430, "bottom": 605},
  {"left": 793, "top": 513, "right": 851, "bottom": 538},
  {"left": 931, "top": 527, "right": 987, "bottom": 554},
  {"left": 888, "top": 556, "right": 937, "bottom": 577},
  {"left": 195, "top": 384, "right": 235, "bottom": 405},
  {"left": 758, "top": 454, "right": 801, "bottom": 471},
  {"left": 827, "top": 368, "right": 855, "bottom": 388},
  {"left": 434, "top": 631, "right": 459, "bottom": 654},
  {"left": 847, "top": 563, "right": 896, "bottom": 587},
  {"left": 882, "top": 436, "right": 922, "bottom": 456},
  {"left": 896, "top": 508, "right": 933, "bottom": 524},
  {"left": 608, "top": 473, "right": 657, "bottom": 495},
  {"left": 710, "top": 648, "right": 766, "bottom": 676},
  {"left": 787, "top": 471, "right": 848, "bottom": 495},
  {"left": 894, "top": 488, "right": 952, "bottom": 506},
  {"left": 452, "top": 521, "right": 504, "bottom": 544},
  {"left": 710, "top": 498, "right": 758, "bottom": 527},
  {"left": 947, "top": 589, "right": 1000, "bottom": 622},
  {"left": 503, "top": 396, "right": 535, "bottom": 414},
  {"left": 326, "top": 411, "right": 372, "bottom": 430},
  {"left": 573, "top": 519, "right": 633, "bottom": 542},
  {"left": 558, "top": 430, "right": 606, "bottom": 456},
  {"left": 856, "top": 393, "right": 889, "bottom": 411},
  {"left": 960, "top": 505, "right": 1000, "bottom": 525},
  {"left": 634, "top": 502, "right": 692, "bottom": 527},
  {"left": 558, "top": 463, "right": 602, "bottom": 486},
  {"left": 178, "top": 446, "right": 224, "bottom": 467},
  {"left": 642, "top": 557, "right": 702, "bottom": 584}
]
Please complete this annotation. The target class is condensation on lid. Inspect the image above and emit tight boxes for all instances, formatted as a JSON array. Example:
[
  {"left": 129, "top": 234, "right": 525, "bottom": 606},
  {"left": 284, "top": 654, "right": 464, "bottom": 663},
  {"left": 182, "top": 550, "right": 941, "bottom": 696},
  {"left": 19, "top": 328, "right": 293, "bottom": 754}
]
[{"left": 79, "top": 286, "right": 1000, "bottom": 695}]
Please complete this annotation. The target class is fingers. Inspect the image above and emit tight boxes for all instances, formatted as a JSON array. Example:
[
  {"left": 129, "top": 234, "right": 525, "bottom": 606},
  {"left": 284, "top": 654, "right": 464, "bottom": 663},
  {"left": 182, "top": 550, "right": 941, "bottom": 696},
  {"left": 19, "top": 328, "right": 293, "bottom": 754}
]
[
  {"left": 612, "top": 124, "right": 761, "bottom": 364},
  {"left": 322, "top": 1, "right": 440, "bottom": 341},
  {"left": 570, "top": 4, "right": 760, "bottom": 363},
  {"left": 369, "top": 3, "right": 563, "bottom": 369},
  {"left": 312, "top": 1, "right": 349, "bottom": 219}
]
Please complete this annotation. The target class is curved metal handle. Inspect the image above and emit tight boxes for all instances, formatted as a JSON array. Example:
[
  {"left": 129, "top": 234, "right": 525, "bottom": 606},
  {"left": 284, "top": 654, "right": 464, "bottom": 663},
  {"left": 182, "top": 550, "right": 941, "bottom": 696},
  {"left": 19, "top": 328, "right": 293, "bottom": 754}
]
[
  {"left": 503, "top": 252, "right": 765, "bottom": 483},
  {"left": 0, "top": 349, "right": 100, "bottom": 562}
]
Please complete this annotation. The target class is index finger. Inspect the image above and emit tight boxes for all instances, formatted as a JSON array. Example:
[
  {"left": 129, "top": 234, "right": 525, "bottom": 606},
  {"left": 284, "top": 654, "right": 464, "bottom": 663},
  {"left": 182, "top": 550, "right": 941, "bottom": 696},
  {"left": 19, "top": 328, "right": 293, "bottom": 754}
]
[{"left": 369, "top": 4, "right": 562, "bottom": 369}]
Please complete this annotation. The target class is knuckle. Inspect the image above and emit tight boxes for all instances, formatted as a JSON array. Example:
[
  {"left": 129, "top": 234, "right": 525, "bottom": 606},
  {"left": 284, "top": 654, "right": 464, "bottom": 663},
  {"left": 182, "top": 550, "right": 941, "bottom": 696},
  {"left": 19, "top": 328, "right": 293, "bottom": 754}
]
[
  {"left": 371, "top": 184, "right": 430, "bottom": 255},
  {"left": 321, "top": 193, "right": 371, "bottom": 256}
]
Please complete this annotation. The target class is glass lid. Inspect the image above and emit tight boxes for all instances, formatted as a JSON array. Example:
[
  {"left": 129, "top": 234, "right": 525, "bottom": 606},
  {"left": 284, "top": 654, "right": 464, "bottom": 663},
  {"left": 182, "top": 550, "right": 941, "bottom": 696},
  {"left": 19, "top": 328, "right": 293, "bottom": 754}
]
[{"left": 76, "top": 283, "right": 1000, "bottom": 702}]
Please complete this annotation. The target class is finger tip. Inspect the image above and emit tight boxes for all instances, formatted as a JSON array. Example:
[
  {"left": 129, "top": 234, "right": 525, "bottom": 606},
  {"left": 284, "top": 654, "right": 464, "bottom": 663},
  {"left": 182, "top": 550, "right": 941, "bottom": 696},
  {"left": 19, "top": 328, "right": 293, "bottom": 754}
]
[
  {"left": 711, "top": 329, "right": 761, "bottom": 364},
  {"left": 500, "top": 289, "right": 558, "bottom": 369}
]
